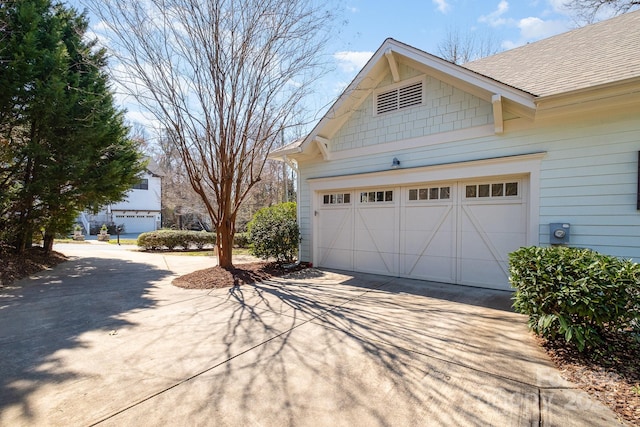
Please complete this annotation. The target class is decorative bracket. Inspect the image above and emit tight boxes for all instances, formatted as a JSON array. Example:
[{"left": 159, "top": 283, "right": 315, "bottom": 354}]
[
  {"left": 492, "top": 94, "right": 504, "bottom": 134},
  {"left": 314, "top": 136, "right": 331, "bottom": 160}
]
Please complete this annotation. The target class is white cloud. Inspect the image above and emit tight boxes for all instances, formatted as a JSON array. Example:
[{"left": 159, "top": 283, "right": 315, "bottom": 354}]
[
  {"left": 501, "top": 16, "right": 569, "bottom": 49},
  {"left": 546, "top": 0, "right": 571, "bottom": 15},
  {"left": 432, "top": 0, "right": 451, "bottom": 14},
  {"left": 333, "top": 51, "right": 374, "bottom": 73},
  {"left": 518, "top": 16, "right": 567, "bottom": 40},
  {"left": 479, "top": 0, "right": 510, "bottom": 27}
]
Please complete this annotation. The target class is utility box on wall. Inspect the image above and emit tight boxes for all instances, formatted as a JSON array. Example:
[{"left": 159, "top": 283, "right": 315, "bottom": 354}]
[{"left": 550, "top": 223, "right": 570, "bottom": 245}]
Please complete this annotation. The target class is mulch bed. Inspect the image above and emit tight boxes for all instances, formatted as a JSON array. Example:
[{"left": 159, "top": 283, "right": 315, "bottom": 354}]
[
  {"left": 172, "top": 261, "right": 307, "bottom": 289},
  {"left": 538, "top": 332, "right": 640, "bottom": 425},
  {"left": 0, "top": 245, "right": 68, "bottom": 288}
]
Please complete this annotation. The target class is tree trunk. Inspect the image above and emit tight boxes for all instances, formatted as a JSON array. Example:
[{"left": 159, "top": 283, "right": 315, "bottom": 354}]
[
  {"left": 217, "top": 219, "right": 235, "bottom": 269},
  {"left": 43, "top": 232, "right": 55, "bottom": 254}
]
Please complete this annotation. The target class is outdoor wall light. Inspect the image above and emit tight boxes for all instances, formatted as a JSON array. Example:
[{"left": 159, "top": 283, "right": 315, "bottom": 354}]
[{"left": 391, "top": 157, "right": 401, "bottom": 169}]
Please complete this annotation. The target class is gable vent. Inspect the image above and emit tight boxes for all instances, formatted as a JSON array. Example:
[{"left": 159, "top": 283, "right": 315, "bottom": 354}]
[{"left": 376, "top": 81, "right": 423, "bottom": 115}]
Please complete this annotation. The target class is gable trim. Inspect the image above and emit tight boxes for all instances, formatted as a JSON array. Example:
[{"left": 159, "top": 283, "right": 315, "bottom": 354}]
[{"left": 299, "top": 39, "right": 536, "bottom": 155}]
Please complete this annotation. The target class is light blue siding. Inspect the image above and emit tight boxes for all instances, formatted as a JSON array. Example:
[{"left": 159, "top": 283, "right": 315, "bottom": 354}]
[{"left": 297, "top": 77, "right": 640, "bottom": 263}]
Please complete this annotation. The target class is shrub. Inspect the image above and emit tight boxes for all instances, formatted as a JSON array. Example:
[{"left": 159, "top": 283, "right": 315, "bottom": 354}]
[
  {"left": 233, "top": 232, "right": 250, "bottom": 248},
  {"left": 137, "top": 230, "right": 215, "bottom": 250},
  {"left": 247, "top": 202, "right": 299, "bottom": 263},
  {"left": 510, "top": 246, "right": 640, "bottom": 351}
]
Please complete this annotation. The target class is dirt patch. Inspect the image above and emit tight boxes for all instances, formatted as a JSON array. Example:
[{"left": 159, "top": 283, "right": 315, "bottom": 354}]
[
  {"left": 0, "top": 245, "right": 68, "bottom": 288},
  {"left": 172, "top": 262, "right": 307, "bottom": 289}
]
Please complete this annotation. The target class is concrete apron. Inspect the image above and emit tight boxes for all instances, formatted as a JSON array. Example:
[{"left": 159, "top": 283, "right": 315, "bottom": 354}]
[{"left": 0, "top": 243, "right": 624, "bottom": 426}]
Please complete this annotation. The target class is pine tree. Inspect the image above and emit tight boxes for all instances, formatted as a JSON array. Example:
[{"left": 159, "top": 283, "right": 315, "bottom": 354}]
[{"left": 0, "top": 0, "right": 144, "bottom": 252}]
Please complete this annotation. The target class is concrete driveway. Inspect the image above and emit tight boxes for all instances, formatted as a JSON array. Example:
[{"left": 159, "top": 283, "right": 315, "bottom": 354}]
[{"left": 0, "top": 243, "right": 624, "bottom": 426}]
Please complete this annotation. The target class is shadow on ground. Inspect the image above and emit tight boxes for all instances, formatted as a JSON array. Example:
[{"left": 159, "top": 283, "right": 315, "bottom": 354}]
[
  {"left": 102, "top": 268, "right": 570, "bottom": 426},
  {"left": 0, "top": 255, "right": 172, "bottom": 422}
]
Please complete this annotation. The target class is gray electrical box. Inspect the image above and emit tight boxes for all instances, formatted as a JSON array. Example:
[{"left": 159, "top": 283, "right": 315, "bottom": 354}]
[{"left": 550, "top": 223, "right": 570, "bottom": 245}]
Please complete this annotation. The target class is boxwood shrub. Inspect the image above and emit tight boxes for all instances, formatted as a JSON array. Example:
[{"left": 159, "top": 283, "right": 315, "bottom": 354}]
[
  {"left": 137, "top": 230, "right": 215, "bottom": 250},
  {"left": 509, "top": 246, "right": 640, "bottom": 351}
]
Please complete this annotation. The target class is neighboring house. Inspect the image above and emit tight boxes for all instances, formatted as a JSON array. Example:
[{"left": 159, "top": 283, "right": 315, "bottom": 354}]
[
  {"left": 270, "top": 11, "right": 640, "bottom": 290},
  {"left": 79, "top": 160, "right": 162, "bottom": 234}
]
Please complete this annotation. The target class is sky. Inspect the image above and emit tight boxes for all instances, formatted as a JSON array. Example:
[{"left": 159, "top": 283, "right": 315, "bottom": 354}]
[
  {"left": 312, "top": 0, "right": 583, "bottom": 117},
  {"left": 69, "top": 0, "right": 607, "bottom": 137}
]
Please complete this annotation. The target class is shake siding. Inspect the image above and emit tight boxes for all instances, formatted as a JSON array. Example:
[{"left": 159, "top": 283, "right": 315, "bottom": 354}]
[
  {"left": 297, "top": 102, "right": 640, "bottom": 263},
  {"left": 331, "top": 74, "right": 492, "bottom": 152}
]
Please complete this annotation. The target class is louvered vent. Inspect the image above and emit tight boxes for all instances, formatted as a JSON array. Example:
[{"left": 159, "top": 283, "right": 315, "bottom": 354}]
[{"left": 375, "top": 80, "right": 423, "bottom": 115}]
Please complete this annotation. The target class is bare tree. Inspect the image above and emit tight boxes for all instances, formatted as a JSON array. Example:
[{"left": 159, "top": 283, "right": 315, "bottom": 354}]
[
  {"left": 437, "top": 27, "right": 501, "bottom": 65},
  {"left": 86, "top": 0, "right": 334, "bottom": 268},
  {"left": 564, "top": 0, "right": 639, "bottom": 23}
]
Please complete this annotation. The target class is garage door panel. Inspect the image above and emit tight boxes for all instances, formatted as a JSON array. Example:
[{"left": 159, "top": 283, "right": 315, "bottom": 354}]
[
  {"left": 320, "top": 249, "right": 354, "bottom": 271},
  {"left": 460, "top": 258, "right": 510, "bottom": 287},
  {"left": 401, "top": 202, "right": 455, "bottom": 280},
  {"left": 355, "top": 250, "right": 397, "bottom": 275},
  {"left": 461, "top": 203, "right": 524, "bottom": 232},
  {"left": 318, "top": 206, "right": 353, "bottom": 270},
  {"left": 459, "top": 231, "right": 525, "bottom": 257},
  {"left": 354, "top": 203, "right": 397, "bottom": 275},
  {"left": 403, "top": 254, "right": 456, "bottom": 283},
  {"left": 403, "top": 205, "right": 455, "bottom": 232},
  {"left": 318, "top": 208, "right": 352, "bottom": 249},
  {"left": 355, "top": 228, "right": 396, "bottom": 253}
]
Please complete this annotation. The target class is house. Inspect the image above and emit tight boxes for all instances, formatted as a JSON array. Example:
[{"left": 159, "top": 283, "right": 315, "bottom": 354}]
[
  {"left": 79, "top": 160, "right": 162, "bottom": 235},
  {"left": 270, "top": 11, "right": 640, "bottom": 290}
]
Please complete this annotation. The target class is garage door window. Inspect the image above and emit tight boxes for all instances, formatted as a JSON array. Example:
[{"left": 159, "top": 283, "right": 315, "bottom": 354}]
[
  {"left": 465, "top": 182, "right": 518, "bottom": 199},
  {"left": 323, "top": 193, "right": 351, "bottom": 204},
  {"left": 408, "top": 186, "right": 450, "bottom": 201},
  {"left": 360, "top": 190, "right": 393, "bottom": 203}
]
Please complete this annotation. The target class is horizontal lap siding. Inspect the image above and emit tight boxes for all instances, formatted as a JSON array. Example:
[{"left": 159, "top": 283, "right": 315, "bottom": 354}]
[{"left": 536, "top": 117, "right": 640, "bottom": 259}]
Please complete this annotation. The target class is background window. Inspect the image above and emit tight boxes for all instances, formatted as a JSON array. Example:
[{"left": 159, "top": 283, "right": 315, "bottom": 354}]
[{"left": 132, "top": 179, "right": 149, "bottom": 190}]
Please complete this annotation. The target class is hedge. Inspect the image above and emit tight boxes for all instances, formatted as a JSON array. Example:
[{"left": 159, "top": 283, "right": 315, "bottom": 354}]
[
  {"left": 509, "top": 246, "right": 640, "bottom": 351},
  {"left": 137, "top": 230, "right": 250, "bottom": 250}
]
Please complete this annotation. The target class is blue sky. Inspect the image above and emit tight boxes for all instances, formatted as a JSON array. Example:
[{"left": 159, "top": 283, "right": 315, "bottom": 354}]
[
  {"left": 321, "top": 0, "right": 577, "bottom": 102},
  {"left": 70, "top": 0, "right": 599, "bottom": 135}
]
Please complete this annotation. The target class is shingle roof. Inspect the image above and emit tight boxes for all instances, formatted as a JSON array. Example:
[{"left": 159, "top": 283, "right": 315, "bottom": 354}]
[{"left": 463, "top": 10, "right": 640, "bottom": 97}]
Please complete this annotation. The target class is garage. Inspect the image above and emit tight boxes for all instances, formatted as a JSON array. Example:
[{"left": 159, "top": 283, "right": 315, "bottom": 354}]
[
  {"left": 316, "top": 176, "right": 528, "bottom": 290},
  {"left": 114, "top": 213, "right": 158, "bottom": 234}
]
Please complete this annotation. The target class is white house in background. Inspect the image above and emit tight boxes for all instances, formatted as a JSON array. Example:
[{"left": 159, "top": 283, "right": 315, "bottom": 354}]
[
  {"left": 79, "top": 160, "right": 162, "bottom": 235},
  {"left": 270, "top": 11, "right": 640, "bottom": 290}
]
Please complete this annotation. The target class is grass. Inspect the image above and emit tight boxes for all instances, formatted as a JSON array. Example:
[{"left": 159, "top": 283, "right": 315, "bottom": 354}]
[{"left": 107, "top": 239, "right": 138, "bottom": 245}]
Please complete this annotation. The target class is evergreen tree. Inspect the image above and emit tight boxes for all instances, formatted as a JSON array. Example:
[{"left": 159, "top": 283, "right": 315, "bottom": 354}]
[{"left": 0, "top": 0, "right": 144, "bottom": 252}]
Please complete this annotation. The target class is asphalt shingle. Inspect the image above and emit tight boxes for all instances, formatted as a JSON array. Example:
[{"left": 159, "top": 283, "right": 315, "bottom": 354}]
[{"left": 463, "top": 10, "right": 640, "bottom": 97}]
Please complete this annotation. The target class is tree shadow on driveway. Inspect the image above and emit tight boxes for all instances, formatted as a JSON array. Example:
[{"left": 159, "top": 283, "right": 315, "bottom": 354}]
[
  {"left": 96, "top": 269, "right": 588, "bottom": 426},
  {"left": 0, "top": 254, "right": 172, "bottom": 424}
]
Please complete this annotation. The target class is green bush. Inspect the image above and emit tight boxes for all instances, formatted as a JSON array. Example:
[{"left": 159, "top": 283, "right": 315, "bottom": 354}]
[
  {"left": 510, "top": 246, "right": 640, "bottom": 351},
  {"left": 247, "top": 202, "right": 299, "bottom": 263},
  {"left": 137, "top": 230, "right": 215, "bottom": 251},
  {"left": 233, "top": 232, "right": 250, "bottom": 249}
]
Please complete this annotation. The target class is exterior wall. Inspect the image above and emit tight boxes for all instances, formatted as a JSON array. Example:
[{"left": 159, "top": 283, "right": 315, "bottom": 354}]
[
  {"left": 111, "top": 171, "right": 161, "bottom": 211},
  {"left": 331, "top": 71, "right": 493, "bottom": 152},
  {"left": 80, "top": 170, "right": 162, "bottom": 234},
  {"left": 297, "top": 105, "right": 640, "bottom": 263}
]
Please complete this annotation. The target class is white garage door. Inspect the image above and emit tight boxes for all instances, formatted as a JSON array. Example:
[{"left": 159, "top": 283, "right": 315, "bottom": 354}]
[
  {"left": 115, "top": 214, "right": 157, "bottom": 234},
  {"left": 317, "top": 177, "right": 527, "bottom": 290}
]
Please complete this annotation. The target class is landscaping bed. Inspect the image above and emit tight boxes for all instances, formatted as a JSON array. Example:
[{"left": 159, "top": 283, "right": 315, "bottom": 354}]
[
  {"left": 172, "top": 261, "right": 306, "bottom": 289},
  {"left": 0, "top": 246, "right": 67, "bottom": 288},
  {"left": 540, "top": 332, "right": 640, "bottom": 425}
]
